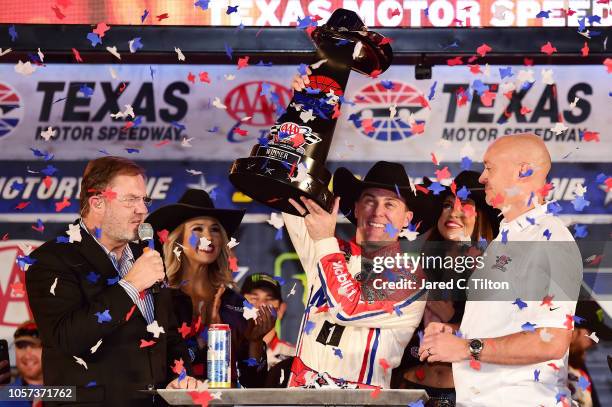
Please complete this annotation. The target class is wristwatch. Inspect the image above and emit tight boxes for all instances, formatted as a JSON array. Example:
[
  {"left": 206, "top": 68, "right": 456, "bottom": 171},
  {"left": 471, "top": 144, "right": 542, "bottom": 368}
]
[{"left": 469, "top": 338, "right": 484, "bottom": 360}]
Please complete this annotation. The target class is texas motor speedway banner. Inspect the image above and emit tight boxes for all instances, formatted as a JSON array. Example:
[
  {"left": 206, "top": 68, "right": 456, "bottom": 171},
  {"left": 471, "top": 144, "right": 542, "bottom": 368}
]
[{"left": 0, "top": 63, "right": 610, "bottom": 348}]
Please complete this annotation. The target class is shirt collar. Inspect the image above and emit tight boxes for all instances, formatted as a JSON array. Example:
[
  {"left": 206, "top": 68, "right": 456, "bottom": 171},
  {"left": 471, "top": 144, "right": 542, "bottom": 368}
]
[
  {"left": 79, "top": 219, "right": 133, "bottom": 263},
  {"left": 499, "top": 202, "right": 551, "bottom": 234}
]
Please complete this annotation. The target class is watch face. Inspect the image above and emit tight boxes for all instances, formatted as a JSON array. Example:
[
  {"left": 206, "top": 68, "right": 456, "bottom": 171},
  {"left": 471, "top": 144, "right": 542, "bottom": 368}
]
[{"left": 470, "top": 339, "right": 483, "bottom": 351}]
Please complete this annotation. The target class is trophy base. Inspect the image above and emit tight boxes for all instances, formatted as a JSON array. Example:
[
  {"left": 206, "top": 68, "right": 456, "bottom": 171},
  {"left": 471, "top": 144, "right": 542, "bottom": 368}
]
[{"left": 229, "top": 156, "right": 333, "bottom": 216}]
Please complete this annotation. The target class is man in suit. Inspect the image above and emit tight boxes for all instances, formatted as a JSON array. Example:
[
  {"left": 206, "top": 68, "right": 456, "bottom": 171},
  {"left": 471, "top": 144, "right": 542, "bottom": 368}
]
[{"left": 26, "top": 156, "right": 201, "bottom": 406}]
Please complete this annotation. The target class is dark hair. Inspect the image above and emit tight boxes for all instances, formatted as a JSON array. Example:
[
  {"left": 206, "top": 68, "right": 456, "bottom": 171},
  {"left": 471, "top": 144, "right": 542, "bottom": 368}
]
[
  {"left": 427, "top": 196, "right": 495, "bottom": 243},
  {"left": 79, "top": 156, "right": 145, "bottom": 217}
]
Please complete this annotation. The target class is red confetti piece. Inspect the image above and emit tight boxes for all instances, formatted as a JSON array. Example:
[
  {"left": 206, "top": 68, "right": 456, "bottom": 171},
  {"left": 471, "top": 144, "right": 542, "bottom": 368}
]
[
  {"left": 480, "top": 90, "right": 496, "bottom": 107},
  {"left": 55, "top": 197, "right": 71, "bottom": 212},
  {"left": 410, "top": 122, "right": 425, "bottom": 134},
  {"left": 435, "top": 166, "right": 451, "bottom": 180},
  {"left": 101, "top": 187, "right": 116, "bottom": 201},
  {"left": 476, "top": 43, "right": 492, "bottom": 57},
  {"left": 379, "top": 358, "right": 390, "bottom": 374},
  {"left": 468, "top": 64, "right": 482, "bottom": 75},
  {"left": 520, "top": 106, "right": 532, "bottom": 115},
  {"left": 415, "top": 184, "right": 429, "bottom": 195},
  {"left": 462, "top": 203, "right": 476, "bottom": 218},
  {"left": 93, "top": 22, "right": 110, "bottom": 38},
  {"left": 605, "top": 177, "right": 612, "bottom": 192},
  {"left": 199, "top": 72, "right": 210, "bottom": 83},
  {"left": 581, "top": 42, "right": 589, "bottom": 57},
  {"left": 188, "top": 391, "right": 213, "bottom": 407},
  {"left": 331, "top": 104, "right": 341, "bottom": 119},
  {"left": 52, "top": 5, "right": 66, "bottom": 19},
  {"left": 490, "top": 193, "right": 504, "bottom": 208},
  {"left": 172, "top": 358, "right": 185, "bottom": 375},
  {"left": 604, "top": 58, "right": 612, "bottom": 73},
  {"left": 415, "top": 366, "right": 425, "bottom": 381},
  {"left": 430, "top": 153, "right": 438, "bottom": 166},
  {"left": 187, "top": 72, "right": 196, "bottom": 83},
  {"left": 237, "top": 56, "right": 250, "bottom": 70},
  {"left": 564, "top": 314, "right": 574, "bottom": 330},
  {"left": 140, "top": 339, "right": 156, "bottom": 348},
  {"left": 379, "top": 37, "right": 393, "bottom": 45},
  {"left": 125, "top": 305, "right": 136, "bottom": 321},
  {"left": 118, "top": 82, "right": 127, "bottom": 93},
  {"left": 389, "top": 8, "right": 400, "bottom": 17},
  {"left": 548, "top": 362, "right": 560, "bottom": 371},
  {"left": 583, "top": 131, "right": 600, "bottom": 142},
  {"left": 157, "top": 229, "right": 169, "bottom": 244},
  {"left": 1, "top": 233, "right": 8, "bottom": 241},
  {"left": 15, "top": 201, "right": 30, "bottom": 210},
  {"left": 369, "top": 69, "right": 382, "bottom": 78},
  {"left": 155, "top": 140, "right": 171, "bottom": 147},
  {"left": 234, "top": 128, "right": 248, "bottom": 137},
  {"left": 541, "top": 295, "right": 554, "bottom": 306},
  {"left": 316, "top": 304, "right": 330, "bottom": 314},
  {"left": 540, "top": 41, "right": 557, "bottom": 56},
  {"left": 71, "top": 48, "right": 83, "bottom": 63},
  {"left": 178, "top": 322, "right": 191, "bottom": 339},
  {"left": 228, "top": 256, "right": 239, "bottom": 272},
  {"left": 503, "top": 91, "right": 514, "bottom": 100},
  {"left": 370, "top": 387, "right": 381, "bottom": 399},
  {"left": 537, "top": 183, "right": 554, "bottom": 198},
  {"left": 156, "top": 13, "right": 169, "bottom": 21},
  {"left": 10, "top": 282, "right": 25, "bottom": 296},
  {"left": 446, "top": 56, "right": 463, "bottom": 66},
  {"left": 523, "top": 57, "right": 534, "bottom": 66},
  {"left": 469, "top": 358, "right": 481, "bottom": 370},
  {"left": 43, "top": 176, "right": 52, "bottom": 189}
]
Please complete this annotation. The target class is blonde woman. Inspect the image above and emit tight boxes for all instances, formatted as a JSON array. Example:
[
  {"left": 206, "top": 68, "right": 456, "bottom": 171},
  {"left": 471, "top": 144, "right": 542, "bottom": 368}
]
[{"left": 146, "top": 189, "right": 275, "bottom": 387}]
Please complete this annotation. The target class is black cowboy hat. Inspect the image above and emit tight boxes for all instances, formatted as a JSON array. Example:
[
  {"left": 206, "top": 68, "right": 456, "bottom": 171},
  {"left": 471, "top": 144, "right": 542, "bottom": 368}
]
[
  {"left": 145, "top": 189, "right": 245, "bottom": 238},
  {"left": 333, "top": 161, "right": 429, "bottom": 227},
  {"left": 419, "top": 171, "right": 501, "bottom": 236}
]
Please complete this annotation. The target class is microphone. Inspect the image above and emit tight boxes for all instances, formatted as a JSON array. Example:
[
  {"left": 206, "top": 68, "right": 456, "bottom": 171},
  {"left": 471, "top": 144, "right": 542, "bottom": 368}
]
[{"left": 138, "top": 223, "right": 163, "bottom": 293}]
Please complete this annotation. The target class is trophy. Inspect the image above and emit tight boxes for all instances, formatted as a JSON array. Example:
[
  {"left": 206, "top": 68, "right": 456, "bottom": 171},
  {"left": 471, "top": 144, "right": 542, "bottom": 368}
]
[{"left": 229, "top": 9, "right": 393, "bottom": 215}]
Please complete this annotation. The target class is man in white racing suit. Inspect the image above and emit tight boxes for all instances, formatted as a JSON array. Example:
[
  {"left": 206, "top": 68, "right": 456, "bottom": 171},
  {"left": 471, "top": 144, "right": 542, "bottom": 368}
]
[{"left": 283, "top": 161, "right": 429, "bottom": 389}]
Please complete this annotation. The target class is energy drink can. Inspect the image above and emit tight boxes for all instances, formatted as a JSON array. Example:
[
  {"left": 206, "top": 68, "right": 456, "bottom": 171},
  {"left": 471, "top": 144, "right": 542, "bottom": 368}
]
[{"left": 207, "top": 324, "right": 231, "bottom": 388}]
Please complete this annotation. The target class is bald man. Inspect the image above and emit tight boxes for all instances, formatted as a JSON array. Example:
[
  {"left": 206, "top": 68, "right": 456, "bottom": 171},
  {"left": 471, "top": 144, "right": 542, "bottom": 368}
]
[{"left": 418, "top": 134, "right": 583, "bottom": 406}]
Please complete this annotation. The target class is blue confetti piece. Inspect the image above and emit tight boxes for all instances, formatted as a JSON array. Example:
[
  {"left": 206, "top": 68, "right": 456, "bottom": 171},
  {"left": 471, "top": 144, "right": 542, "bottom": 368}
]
[
  {"left": 543, "top": 229, "right": 552, "bottom": 240},
  {"left": 460, "top": 156, "right": 472, "bottom": 171},
  {"left": 178, "top": 368, "right": 187, "bottom": 382},
  {"left": 8, "top": 25, "right": 18, "bottom": 42},
  {"left": 535, "top": 10, "right": 551, "bottom": 18},
  {"left": 304, "top": 320, "right": 316, "bottom": 335},
  {"left": 578, "top": 16, "right": 586, "bottom": 31},
  {"left": 149, "top": 66, "right": 155, "bottom": 81},
  {"left": 454, "top": 330, "right": 463, "bottom": 338},
  {"left": 394, "top": 305, "right": 403, "bottom": 316},
  {"left": 477, "top": 236, "right": 488, "bottom": 251},
  {"left": 384, "top": 223, "right": 398, "bottom": 238},
  {"left": 244, "top": 357, "right": 259, "bottom": 367},
  {"left": 226, "top": 5, "right": 239, "bottom": 14},
  {"left": 500, "top": 229, "right": 509, "bottom": 244},
  {"left": 499, "top": 66, "right": 513, "bottom": 79},
  {"left": 424, "top": 7, "right": 429, "bottom": 16},
  {"left": 274, "top": 228, "right": 283, "bottom": 241},
  {"left": 555, "top": 391, "right": 568, "bottom": 403},
  {"left": 260, "top": 82, "right": 271, "bottom": 96},
  {"left": 79, "top": 85, "right": 94, "bottom": 98},
  {"left": 208, "top": 126, "right": 219, "bottom": 133},
  {"left": 258, "top": 135, "right": 269, "bottom": 147},
  {"left": 587, "top": 15, "right": 601, "bottom": 25},
  {"left": 11, "top": 181, "right": 25, "bottom": 192},
  {"left": 595, "top": 173, "right": 607, "bottom": 183},
  {"left": 94, "top": 227, "right": 102, "bottom": 239},
  {"left": 125, "top": 148, "right": 140, "bottom": 154},
  {"left": 56, "top": 236, "right": 70, "bottom": 243},
  {"left": 273, "top": 276, "right": 285, "bottom": 286},
  {"left": 304, "top": 87, "right": 321, "bottom": 95},
  {"left": 573, "top": 315, "right": 586, "bottom": 324},
  {"left": 16, "top": 256, "right": 36, "bottom": 271},
  {"left": 472, "top": 80, "right": 489, "bottom": 96},
  {"left": 571, "top": 195, "right": 590, "bottom": 211},
  {"left": 573, "top": 224, "right": 588, "bottom": 239},
  {"left": 243, "top": 299, "right": 254, "bottom": 309},
  {"left": 140, "top": 9, "right": 149, "bottom": 23},
  {"left": 170, "top": 121, "right": 186, "bottom": 130},
  {"left": 189, "top": 231, "right": 198, "bottom": 249},
  {"left": 335, "top": 38, "right": 350, "bottom": 46},
  {"left": 417, "top": 329, "right": 424, "bottom": 344},
  {"left": 409, "top": 401, "right": 425, "bottom": 407},
  {"left": 456, "top": 186, "right": 470, "bottom": 200},
  {"left": 394, "top": 184, "right": 401, "bottom": 198},
  {"left": 129, "top": 37, "right": 143, "bottom": 53},
  {"left": 521, "top": 321, "right": 536, "bottom": 332},
  {"left": 428, "top": 182, "right": 446, "bottom": 195},
  {"left": 107, "top": 276, "right": 120, "bottom": 285},
  {"left": 209, "top": 188, "right": 217, "bottom": 201},
  {"left": 512, "top": 298, "right": 528, "bottom": 310},
  {"left": 148, "top": 239, "right": 155, "bottom": 250},
  {"left": 296, "top": 15, "right": 315, "bottom": 30},
  {"left": 224, "top": 42, "right": 233, "bottom": 60},
  {"left": 86, "top": 381, "right": 97, "bottom": 387},
  {"left": 298, "top": 63, "right": 309, "bottom": 76},
  {"left": 86, "top": 32, "right": 102, "bottom": 47},
  {"left": 533, "top": 369, "right": 540, "bottom": 382},
  {"left": 577, "top": 375, "right": 589, "bottom": 391},
  {"left": 41, "top": 164, "right": 58, "bottom": 176},
  {"left": 194, "top": 0, "right": 210, "bottom": 11},
  {"left": 519, "top": 168, "right": 533, "bottom": 178},
  {"left": 95, "top": 309, "right": 112, "bottom": 323},
  {"left": 428, "top": 81, "right": 437, "bottom": 100},
  {"left": 527, "top": 191, "right": 535, "bottom": 207},
  {"left": 526, "top": 217, "right": 536, "bottom": 225},
  {"left": 86, "top": 271, "right": 100, "bottom": 284},
  {"left": 546, "top": 201, "right": 562, "bottom": 216},
  {"left": 333, "top": 348, "right": 343, "bottom": 359},
  {"left": 380, "top": 80, "right": 394, "bottom": 90},
  {"left": 199, "top": 329, "right": 208, "bottom": 342}
]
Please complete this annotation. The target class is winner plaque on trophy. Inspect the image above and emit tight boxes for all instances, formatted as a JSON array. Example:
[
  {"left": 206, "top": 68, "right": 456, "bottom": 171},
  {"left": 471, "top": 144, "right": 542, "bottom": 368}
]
[{"left": 229, "top": 9, "right": 393, "bottom": 215}]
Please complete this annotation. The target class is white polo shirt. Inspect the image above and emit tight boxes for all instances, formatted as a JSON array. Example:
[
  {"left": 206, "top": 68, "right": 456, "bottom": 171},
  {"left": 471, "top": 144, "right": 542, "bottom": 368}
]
[{"left": 453, "top": 203, "right": 583, "bottom": 407}]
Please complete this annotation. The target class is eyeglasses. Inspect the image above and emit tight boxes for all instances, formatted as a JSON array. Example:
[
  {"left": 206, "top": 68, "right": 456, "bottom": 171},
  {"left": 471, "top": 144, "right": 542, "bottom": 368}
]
[{"left": 117, "top": 195, "right": 153, "bottom": 208}]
